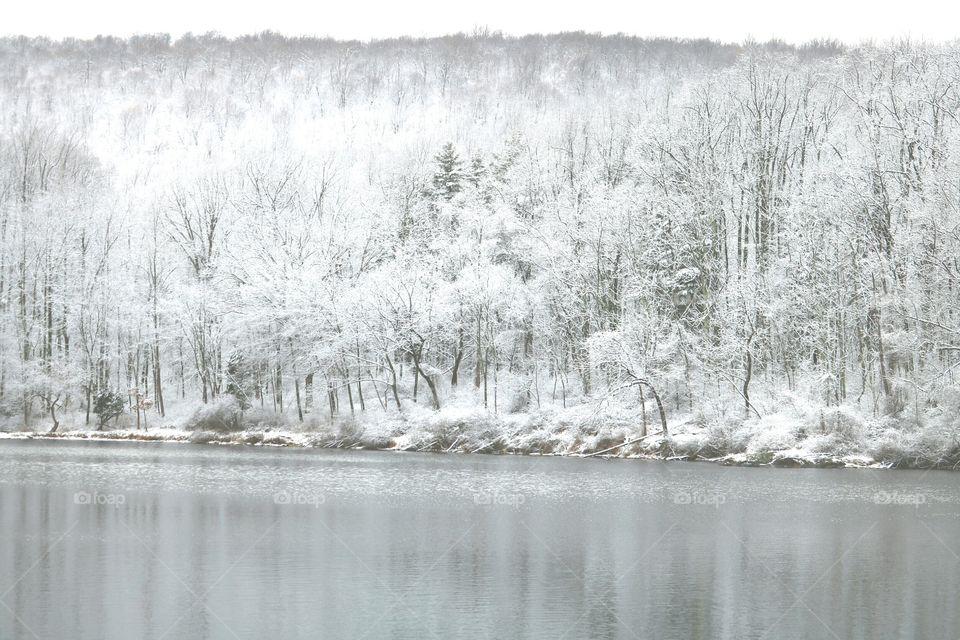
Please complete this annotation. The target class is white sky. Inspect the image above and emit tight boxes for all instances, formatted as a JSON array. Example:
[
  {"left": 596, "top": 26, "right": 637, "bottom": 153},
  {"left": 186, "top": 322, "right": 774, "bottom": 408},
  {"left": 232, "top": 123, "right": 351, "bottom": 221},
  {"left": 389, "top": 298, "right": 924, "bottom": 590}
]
[{"left": 3, "top": 0, "right": 959, "bottom": 44}]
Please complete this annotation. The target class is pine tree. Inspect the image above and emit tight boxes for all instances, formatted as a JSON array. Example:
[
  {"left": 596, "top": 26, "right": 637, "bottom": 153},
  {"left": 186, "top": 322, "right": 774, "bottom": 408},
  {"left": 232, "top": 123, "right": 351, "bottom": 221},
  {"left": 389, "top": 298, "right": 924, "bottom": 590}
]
[
  {"left": 93, "top": 390, "right": 125, "bottom": 431},
  {"left": 431, "top": 142, "right": 464, "bottom": 201}
]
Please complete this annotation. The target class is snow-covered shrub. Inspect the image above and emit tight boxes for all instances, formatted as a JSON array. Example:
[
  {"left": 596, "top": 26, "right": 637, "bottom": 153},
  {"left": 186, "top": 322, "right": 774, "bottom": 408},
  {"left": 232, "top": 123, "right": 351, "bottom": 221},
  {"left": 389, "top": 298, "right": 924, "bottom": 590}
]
[
  {"left": 817, "top": 407, "right": 865, "bottom": 443},
  {"left": 868, "top": 424, "right": 955, "bottom": 468},
  {"left": 510, "top": 427, "right": 555, "bottom": 454},
  {"left": 241, "top": 407, "right": 301, "bottom": 431},
  {"left": 493, "top": 371, "right": 534, "bottom": 414},
  {"left": 871, "top": 432, "right": 918, "bottom": 467},
  {"left": 185, "top": 397, "right": 243, "bottom": 432},
  {"left": 882, "top": 379, "right": 910, "bottom": 416},
  {"left": 804, "top": 433, "right": 859, "bottom": 457},
  {"left": 933, "top": 386, "right": 960, "bottom": 427},
  {"left": 666, "top": 435, "right": 706, "bottom": 459},
  {"left": 260, "top": 432, "right": 296, "bottom": 446},
  {"left": 423, "top": 407, "right": 500, "bottom": 449},
  {"left": 744, "top": 414, "right": 802, "bottom": 455},
  {"left": 189, "top": 430, "right": 230, "bottom": 444},
  {"left": 0, "top": 395, "right": 24, "bottom": 420},
  {"left": 701, "top": 419, "right": 748, "bottom": 456}
]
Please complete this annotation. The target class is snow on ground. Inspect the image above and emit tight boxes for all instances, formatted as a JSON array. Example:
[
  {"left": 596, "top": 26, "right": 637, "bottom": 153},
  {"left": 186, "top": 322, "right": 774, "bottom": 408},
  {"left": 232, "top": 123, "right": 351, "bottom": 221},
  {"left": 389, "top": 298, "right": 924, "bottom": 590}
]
[{"left": 3, "top": 396, "right": 959, "bottom": 470}]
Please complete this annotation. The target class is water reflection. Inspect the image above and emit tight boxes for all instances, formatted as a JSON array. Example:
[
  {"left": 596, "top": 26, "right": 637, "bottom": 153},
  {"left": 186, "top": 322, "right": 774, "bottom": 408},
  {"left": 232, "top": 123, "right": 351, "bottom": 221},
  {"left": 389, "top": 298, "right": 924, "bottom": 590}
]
[{"left": 0, "top": 441, "right": 958, "bottom": 639}]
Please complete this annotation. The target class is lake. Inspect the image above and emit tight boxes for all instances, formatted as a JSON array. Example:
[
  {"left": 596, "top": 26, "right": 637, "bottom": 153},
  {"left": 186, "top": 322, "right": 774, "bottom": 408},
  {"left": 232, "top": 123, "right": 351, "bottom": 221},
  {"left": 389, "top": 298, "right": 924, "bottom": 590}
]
[{"left": 0, "top": 439, "right": 957, "bottom": 639}]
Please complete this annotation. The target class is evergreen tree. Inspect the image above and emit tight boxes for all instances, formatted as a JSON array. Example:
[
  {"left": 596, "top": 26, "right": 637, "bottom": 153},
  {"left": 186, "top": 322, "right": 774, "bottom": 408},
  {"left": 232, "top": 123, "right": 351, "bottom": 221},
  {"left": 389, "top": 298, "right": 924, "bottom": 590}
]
[
  {"left": 93, "top": 390, "right": 125, "bottom": 431},
  {"left": 432, "top": 142, "right": 464, "bottom": 201}
]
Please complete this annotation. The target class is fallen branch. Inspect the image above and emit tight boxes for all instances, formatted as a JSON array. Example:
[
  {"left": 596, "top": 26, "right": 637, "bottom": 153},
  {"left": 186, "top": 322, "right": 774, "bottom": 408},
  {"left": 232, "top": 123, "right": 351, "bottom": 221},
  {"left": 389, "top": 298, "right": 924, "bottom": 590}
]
[{"left": 583, "top": 430, "right": 667, "bottom": 457}]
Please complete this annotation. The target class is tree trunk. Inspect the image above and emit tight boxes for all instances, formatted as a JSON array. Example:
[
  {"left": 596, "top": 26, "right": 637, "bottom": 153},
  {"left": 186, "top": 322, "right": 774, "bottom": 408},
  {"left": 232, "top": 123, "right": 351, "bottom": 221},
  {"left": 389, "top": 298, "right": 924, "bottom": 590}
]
[
  {"left": 412, "top": 356, "right": 419, "bottom": 403},
  {"left": 385, "top": 353, "right": 401, "bottom": 411},
  {"left": 275, "top": 362, "right": 283, "bottom": 413},
  {"left": 305, "top": 373, "right": 314, "bottom": 413},
  {"left": 153, "top": 343, "right": 165, "bottom": 417},
  {"left": 743, "top": 330, "right": 755, "bottom": 419},
  {"left": 294, "top": 377, "right": 303, "bottom": 422},
  {"left": 638, "top": 385, "right": 647, "bottom": 437},
  {"left": 640, "top": 381, "right": 667, "bottom": 437},
  {"left": 411, "top": 345, "right": 440, "bottom": 410},
  {"left": 356, "top": 376, "right": 365, "bottom": 411},
  {"left": 346, "top": 376, "right": 355, "bottom": 415},
  {"left": 327, "top": 380, "right": 336, "bottom": 419},
  {"left": 451, "top": 328, "right": 464, "bottom": 386},
  {"left": 48, "top": 400, "right": 59, "bottom": 434}
]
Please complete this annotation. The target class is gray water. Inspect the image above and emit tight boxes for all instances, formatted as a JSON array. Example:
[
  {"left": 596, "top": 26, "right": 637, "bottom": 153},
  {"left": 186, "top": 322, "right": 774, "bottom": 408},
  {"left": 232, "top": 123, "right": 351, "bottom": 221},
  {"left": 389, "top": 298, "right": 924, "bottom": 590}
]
[{"left": 0, "top": 440, "right": 957, "bottom": 640}]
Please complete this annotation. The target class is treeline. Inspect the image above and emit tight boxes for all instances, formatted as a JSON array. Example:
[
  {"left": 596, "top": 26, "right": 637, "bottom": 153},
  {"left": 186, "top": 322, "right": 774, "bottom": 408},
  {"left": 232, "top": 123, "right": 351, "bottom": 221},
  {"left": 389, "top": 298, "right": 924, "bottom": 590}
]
[{"left": 0, "top": 33, "right": 958, "bottom": 431}]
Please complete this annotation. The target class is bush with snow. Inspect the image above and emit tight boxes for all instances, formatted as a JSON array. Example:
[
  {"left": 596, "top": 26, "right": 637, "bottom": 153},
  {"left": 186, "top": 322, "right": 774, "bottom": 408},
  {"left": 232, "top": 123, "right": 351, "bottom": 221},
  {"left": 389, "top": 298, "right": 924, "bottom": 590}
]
[{"left": 185, "top": 397, "right": 244, "bottom": 433}]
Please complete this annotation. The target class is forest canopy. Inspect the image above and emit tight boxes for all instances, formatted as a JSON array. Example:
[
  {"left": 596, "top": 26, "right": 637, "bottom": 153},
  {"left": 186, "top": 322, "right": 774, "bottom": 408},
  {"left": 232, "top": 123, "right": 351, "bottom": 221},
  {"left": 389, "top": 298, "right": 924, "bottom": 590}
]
[{"left": 1, "top": 32, "right": 957, "bottom": 456}]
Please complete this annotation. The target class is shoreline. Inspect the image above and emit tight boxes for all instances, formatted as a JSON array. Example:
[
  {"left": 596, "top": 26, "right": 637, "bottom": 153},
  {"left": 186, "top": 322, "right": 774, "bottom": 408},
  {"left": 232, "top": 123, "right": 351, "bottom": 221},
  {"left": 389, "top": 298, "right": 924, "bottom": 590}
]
[{"left": 2, "top": 427, "right": 953, "bottom": 471}]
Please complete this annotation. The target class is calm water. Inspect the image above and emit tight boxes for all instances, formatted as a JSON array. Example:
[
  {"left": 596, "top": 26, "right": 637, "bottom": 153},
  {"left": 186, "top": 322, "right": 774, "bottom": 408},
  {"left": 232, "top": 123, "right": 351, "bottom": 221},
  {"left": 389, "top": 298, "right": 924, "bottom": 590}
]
[{"left": 0, "top": 440, "right": 958, "bottom": 640}]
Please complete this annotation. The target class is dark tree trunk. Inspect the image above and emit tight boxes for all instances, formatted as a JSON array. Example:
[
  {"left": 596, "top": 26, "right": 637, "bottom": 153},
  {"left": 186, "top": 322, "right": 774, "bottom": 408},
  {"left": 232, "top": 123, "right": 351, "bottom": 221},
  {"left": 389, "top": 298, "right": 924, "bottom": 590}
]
[
  {"left": 48, "top": 401, "right": 60, "bottom": 434},
  {"left": 412, "top": 345, "right": 441, "bottom": 410},
  {"left": 305, "top": 373, "right": 314, "bottom": 413},
  {"left": 451, "top": 328, "right": 464, "bottom": 386},
  {"left": 385, "top": 353, "right": 401, "bottom": 411},
  {"left": 634, "top": 380, "right": 666, "bottom": 436},
  {"left": 295, "top": 377, "right": 303, "bottom": 422}
]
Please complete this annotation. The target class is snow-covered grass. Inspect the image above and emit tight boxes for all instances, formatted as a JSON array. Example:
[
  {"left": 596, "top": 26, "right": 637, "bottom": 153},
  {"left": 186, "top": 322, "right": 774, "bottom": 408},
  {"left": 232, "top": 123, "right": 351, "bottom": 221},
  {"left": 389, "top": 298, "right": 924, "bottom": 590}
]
[{"left": 2, "top": 395, "right": 959, "bottom": 470}]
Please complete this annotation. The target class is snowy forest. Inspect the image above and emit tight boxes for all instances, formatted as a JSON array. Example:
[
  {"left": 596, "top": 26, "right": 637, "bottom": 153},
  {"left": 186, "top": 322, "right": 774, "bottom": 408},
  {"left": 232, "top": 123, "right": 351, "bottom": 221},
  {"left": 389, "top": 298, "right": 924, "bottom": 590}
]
[{"left": 2, "top": 32, "right": 960, "bottom": 464}]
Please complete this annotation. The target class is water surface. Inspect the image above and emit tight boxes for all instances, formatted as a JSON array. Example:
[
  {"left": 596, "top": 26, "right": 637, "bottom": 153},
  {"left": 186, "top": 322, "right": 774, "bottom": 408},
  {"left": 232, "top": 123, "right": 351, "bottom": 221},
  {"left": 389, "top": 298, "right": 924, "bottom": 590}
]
[{"left": 0, "top": 440, "right": 957, "bottom": 639}]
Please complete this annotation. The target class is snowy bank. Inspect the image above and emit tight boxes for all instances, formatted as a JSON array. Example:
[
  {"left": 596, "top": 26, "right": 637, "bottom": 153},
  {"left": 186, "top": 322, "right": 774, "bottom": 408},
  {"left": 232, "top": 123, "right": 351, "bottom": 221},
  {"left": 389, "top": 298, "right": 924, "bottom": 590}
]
[{"left": 3, "top": 398, "right": 959, "bottom": 470}]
